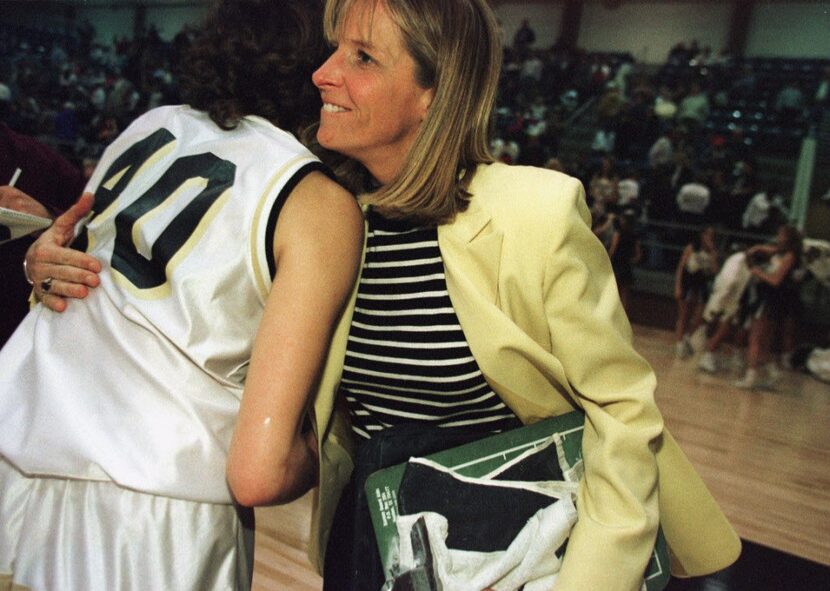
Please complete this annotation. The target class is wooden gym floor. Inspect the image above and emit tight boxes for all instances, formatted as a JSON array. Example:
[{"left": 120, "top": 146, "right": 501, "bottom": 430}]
[{"left": 250, "top": 323, "right": 830, "bottom": 590}]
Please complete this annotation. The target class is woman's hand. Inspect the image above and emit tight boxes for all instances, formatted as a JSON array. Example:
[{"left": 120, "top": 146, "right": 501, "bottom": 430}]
[{"left": 26, "top": 193, "right": 102, "bottom": 311}]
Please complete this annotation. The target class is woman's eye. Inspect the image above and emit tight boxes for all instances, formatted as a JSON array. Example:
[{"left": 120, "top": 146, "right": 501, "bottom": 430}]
[{"left": 356, "top": 50, "right": 374, "bottom": 65}]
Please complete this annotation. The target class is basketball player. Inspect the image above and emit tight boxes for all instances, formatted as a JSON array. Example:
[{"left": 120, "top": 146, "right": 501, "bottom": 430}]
[{"left": 0, "top": 1, "right": 362, "bottom": 589}]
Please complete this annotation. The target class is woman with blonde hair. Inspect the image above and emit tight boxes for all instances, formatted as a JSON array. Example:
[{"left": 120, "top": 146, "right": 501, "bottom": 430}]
[
  {"left": 306, "top": 1, "right": 739, "bottom": 589},
  {"left": 27, "top": 0, "right": 741, "bottom": 589}
]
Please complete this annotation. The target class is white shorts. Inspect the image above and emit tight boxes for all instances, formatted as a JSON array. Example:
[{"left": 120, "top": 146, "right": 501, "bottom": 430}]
[{"left": 0, "top": 457, "right": 254, "bottom": 590}]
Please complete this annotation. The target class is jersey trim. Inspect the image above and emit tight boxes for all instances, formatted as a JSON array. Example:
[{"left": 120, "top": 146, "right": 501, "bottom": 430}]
[{"left": 264, "top": 161, "right": 328, "bottom": 280}]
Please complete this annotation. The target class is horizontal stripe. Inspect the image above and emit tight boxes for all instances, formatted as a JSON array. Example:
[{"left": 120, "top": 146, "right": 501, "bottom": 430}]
[
  {"left": 365, "top": 256, "right": 443, "bottom": 268},
  {"left": 342, "top": 365, "right": 482, "bottom": 383},
  {"left": 340, "top": 380, "right": 492, "bottom": 398},
  {"left": 345, "top": 350, "right": 476, "bottom": 367},
  {"left": 344, "top": 389, "right": 498, "bottom": 408},
  {"left": 441, "top": 414, "right": 519, "bottom": 429},
  {"left": 347, "top": 335, "right": 468, "bottom": 349},
  {"left": 345, "top": 215, "right": 516, "bottom": 439},
  {"left": 371, "top": 240, "right": 438, "bottom": 252},
  {"left": 358, "top": 278, "right": 448, "bottom": 294},
  {"left": 350, "top": 320, "right": 461, "bottom": 333},
  {"left": 344, "top": 357, "right": 482, "bottom": 379},
  {"left": 353, "top": 306, "right": 456, "bottom": 317},
  {"left": 360, "top": 273, "right": 446, "bottom": 285},
  {"left": 349, "top": 402, "right": 511, "bottom": 424},
  {"left": 356, "top": 290, "right": 448, "bottom": 301}
]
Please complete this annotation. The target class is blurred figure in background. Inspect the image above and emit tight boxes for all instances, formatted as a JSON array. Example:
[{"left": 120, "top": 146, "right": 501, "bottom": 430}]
[
  {"left": 674, "top": 226, "right": 718, "bottom": 358},
  {"left": 735, "top": 225, "right": 802, "bottom": 388}
]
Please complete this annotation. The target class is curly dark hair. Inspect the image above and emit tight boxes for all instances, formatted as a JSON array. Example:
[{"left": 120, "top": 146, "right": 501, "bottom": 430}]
[{"left": 178, "top": 0, "right": 325, "bottom": 133}]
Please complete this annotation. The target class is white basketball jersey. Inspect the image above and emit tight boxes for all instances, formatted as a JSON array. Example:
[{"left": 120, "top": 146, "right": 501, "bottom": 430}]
[{"left": 0, "top": 106, "right": 322, "bottom": 503}]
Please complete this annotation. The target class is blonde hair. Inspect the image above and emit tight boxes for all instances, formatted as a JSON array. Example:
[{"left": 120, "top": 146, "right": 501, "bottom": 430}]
[{"left": 321, "top": 0, "right": 502, "bottom": 225}]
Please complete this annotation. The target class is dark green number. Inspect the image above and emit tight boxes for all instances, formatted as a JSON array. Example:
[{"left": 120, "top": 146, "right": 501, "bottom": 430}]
[{"left": 83, "top": 128, "right": 236, "bottom": 289}]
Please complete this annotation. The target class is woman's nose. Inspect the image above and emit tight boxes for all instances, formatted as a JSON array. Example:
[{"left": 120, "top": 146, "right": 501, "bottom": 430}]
[{"left": 313, "top": 51, "right": 340, "bottom": 89}]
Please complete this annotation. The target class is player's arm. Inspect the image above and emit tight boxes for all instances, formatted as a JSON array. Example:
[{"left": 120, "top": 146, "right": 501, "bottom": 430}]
[
  {"left": 751, "top": 250, "right": 796, "bottom": 287},
  {"left": 227, "top": 171, "right": 363, "bottom": 506}
]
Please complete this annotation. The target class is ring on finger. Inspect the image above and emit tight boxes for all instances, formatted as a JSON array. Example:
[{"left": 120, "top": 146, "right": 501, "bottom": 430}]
[{"left": 41, "top": 277, "right": 54, "bottom": 293}]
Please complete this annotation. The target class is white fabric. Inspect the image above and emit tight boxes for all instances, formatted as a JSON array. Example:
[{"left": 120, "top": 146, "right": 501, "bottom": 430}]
[
  {"left": 395, "top": 496, "right": 577, "bottom": 591},
  {"left": 676, "top": 182, "right": 710, "bottom": 214},
  {"left": 391, "top": 440, "right": 581, "bottom": 591},
  {"left": 0, "top": 456, "right": 253, "bottom": 590},
  {"left": 617, "top": 178, "right": 640, "bottom": 206},
  {"left": 806, "top": 348, "right": 830, "bottom": 383},
  {"left": 0, "top": 104, "right": 319, "bottom": 504},
  {"left": 703, "top": 252, "right": 751, "bottom": 322},
  {"left": 648, "top": 136, "right": 673, "bottom": 168},
  {"left": 742, "top": 191, "right": 772, "bottom": 229},
  {"left": 686, "top": 249, "right": 715, "bottom": 275}
]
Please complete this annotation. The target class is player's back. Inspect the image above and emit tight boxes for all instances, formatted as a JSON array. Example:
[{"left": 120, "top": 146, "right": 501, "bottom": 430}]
[{"left": 0, "top": 105, "right": 323, "bottom": 503}]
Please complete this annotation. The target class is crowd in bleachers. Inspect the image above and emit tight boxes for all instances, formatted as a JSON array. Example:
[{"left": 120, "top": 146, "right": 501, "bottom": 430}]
[
  {"left": 490, "top": 36, "right": 829, "bottom": 246},
  {"left": 3, "top": 19, "right": 828, "bottom": 223},
  {"left": 3, "top": 20, "right": 829, "bottom": 249},
  {"left": 0, "top": 19, "right": 195, "bottom": 174}
]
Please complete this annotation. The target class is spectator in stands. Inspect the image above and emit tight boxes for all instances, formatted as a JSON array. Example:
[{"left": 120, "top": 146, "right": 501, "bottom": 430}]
[
  {"left": 596, "top": 81, "right": 624, "bottom": 139},
  {"left": 742, "top": 182, "right": 789, "bottom": 235},
  {"left": 647, "top": 127, "right": 675, "bottom": 169},
  {"left": 700, "top": 134, "right": 731, "bottom": 176},
  {"left": 545, "top": 156, "right": 565, "bottom": 172},
  {"left": 723, "top": 126, "right": 751, "bottom": 168},
  {"left": 615, "top": 86, "right": 659, "bottom": 163},
  {"left": 674, "top": 227, "right": 719, "bottom": 358},
  {"left": 539, "top": 105, "right": 565, "bottom": 157},
  {"left": 519, "top": 134, "right": 546, "bottom": 167},
  {"left": 675, "top": 172, "right": 712, "bottom": 226},
  {"left": 730, "top": 63, "right": 757, "bottom": 101},
  {"left": 667, "top": 42, "right": 692, "bottom": 67},
  {"left": 735, "top": 225, "right": 803, "bottom": 388},
  {"left": 669, "top": 147, "right": 695, "bottom": 195},
  {"left": 774, "top": 81, "right": 805, "bottom": 125},
  {"left": 513, "top": 18, "right": 536, "bottom": 55},
  {"left": 676, "top": 79, "right": 710, "bottom": 134},
  {"left": 723, "top": 159, "right": 756, "bottom": 230},
  {"left": 588, "top": 155, "right": 619, "bottom": 224},
  {"left": 617, "top": 167, "right": 641, "bottom": 212},
  {"left": 519, "top": 50, "right": 544, "bottom": 95},
  {"left": 653, "top": 84, "right": 678, "bottom": 129}
]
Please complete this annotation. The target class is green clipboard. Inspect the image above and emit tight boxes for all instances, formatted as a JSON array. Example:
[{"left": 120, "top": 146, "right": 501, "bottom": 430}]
[{"left": 364, "top": 410, "right": 671, "bottom": 590}]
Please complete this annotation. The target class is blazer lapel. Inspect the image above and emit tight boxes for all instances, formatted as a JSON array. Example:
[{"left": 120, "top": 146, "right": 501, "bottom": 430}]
[
  {"left": 438, "top": 195, "right": 502, "bottom": 305},
  {"left": 439, "top": 174, "right": 577, "bottom": 422}
]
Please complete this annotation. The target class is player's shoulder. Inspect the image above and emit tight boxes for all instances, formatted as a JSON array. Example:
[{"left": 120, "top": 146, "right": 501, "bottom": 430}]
[
  {"left": 287, "top": 171, "right": 359, "bottom": 221},
  {"left": 274, "top": 170, "right": 363, "bottom": 259}
]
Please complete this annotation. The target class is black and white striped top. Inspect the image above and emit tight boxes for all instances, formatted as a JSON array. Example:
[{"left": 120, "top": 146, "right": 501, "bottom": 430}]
[{"left": 340, "top": 209, "right": 518, "bottom": 440}]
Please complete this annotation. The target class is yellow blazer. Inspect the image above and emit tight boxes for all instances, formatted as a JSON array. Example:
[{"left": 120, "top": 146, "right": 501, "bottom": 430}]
[{"left": 309, "top": 162, "right": 740, "bottom": 590}]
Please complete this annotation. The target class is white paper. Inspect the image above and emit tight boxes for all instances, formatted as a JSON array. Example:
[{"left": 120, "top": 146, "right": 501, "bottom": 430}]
[{"left": 0, "top": 206, "right": 52, "bottom": 244}]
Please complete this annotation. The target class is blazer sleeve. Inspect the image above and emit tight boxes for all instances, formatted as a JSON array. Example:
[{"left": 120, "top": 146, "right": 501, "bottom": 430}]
[{"left": 542, "top": 179, "right": 663, "bottom": 591}]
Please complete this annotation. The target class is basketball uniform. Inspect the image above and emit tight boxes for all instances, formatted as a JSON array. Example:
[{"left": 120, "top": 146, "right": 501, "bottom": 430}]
[{"left": 0, "top": 105, "right": 322, "bottom": 590}]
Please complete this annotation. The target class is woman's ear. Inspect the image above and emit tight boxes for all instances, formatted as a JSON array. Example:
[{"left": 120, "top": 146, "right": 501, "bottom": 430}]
[{"left": 418, "top": 87, "right": 435, "bottom": 120}]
